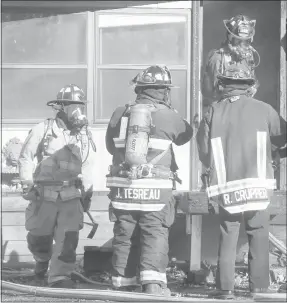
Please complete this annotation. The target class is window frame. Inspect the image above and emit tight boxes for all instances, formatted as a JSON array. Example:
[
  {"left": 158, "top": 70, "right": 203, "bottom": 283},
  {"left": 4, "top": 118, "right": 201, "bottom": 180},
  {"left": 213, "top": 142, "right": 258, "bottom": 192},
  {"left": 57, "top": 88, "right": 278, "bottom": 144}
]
[
  {"left": 2, "top": 8, "right": 192, "bottom": 126},
  {"left": 2, "top": 11, "right": 90, "bottom": 126},
  {"left": 93, "top": 7, "right": 192, "bottom": 125}
]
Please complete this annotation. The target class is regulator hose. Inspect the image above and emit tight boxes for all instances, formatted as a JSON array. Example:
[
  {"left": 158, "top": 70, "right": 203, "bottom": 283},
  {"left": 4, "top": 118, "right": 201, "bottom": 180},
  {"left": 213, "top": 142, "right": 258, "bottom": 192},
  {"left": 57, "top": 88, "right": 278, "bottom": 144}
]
[{"left": 1, "top": 280, "right": 214, "bottom": 302}]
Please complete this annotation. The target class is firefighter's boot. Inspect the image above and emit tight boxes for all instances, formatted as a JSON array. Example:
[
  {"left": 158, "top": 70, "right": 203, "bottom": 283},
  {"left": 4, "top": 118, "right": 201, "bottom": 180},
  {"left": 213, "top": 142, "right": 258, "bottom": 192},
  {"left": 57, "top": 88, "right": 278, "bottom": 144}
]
[
  {"left": 143, "top": 283, "right": 171, "bottom": 296},
  {"left": 34, "top": 261, "right": 49, "bottom": 279},
  {"left": 49, "top": 279, "right": 76, "bottom": 289}
]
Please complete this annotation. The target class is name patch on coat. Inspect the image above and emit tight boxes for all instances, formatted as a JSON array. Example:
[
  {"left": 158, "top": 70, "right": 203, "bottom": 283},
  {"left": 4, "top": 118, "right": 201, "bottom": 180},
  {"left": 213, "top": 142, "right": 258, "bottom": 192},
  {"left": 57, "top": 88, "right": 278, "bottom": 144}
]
[
  {"left": 220, "top": 188, "right": 269, "bottom": 206},
  {"left": 116, "top": 188, "right": 161, "bottom": 200}
]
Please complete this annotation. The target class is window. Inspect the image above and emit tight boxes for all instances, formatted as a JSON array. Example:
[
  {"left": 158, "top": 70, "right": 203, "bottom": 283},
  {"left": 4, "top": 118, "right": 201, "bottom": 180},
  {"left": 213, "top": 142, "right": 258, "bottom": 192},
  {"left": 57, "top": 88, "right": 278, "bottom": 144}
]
[
  {"left": 94, "top": 11, "right": 190, "bottom": 122},
  {"left": 2, "top": 8, "right": 191, "bottom": 124},
  {"left": 96, "top": 69, "right": 187, "bottom": 120},
  {"left": 2, "top": 69, "right": 87, "bottom": 120},
  {"left": 2, "top": 13, "right": 88, "bottom": 122},
  {"left": 99, "top": 16, "right": 187, "bottom": 65}
]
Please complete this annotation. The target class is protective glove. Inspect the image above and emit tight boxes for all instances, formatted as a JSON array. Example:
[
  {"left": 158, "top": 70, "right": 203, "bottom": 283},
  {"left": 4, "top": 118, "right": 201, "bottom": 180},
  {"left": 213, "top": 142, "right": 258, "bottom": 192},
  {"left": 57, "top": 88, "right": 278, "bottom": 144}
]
[{"left": 21, "top": 181, "right": 40, "bottom": 201}]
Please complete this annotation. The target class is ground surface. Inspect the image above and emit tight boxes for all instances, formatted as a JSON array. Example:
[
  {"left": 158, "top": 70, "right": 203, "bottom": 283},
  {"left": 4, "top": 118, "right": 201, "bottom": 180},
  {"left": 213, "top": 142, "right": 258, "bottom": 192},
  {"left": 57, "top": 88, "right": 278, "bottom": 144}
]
[{"left": 2, "top": 261, "right": 286, "bottom": 302}]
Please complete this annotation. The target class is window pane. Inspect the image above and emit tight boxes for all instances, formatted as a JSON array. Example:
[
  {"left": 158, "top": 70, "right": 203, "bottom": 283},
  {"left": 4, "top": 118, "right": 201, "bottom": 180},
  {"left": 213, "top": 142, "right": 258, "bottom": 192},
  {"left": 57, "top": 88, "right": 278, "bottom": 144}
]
[
  {"left": 2, "top": 13, "right": 87, "bottom": 64},
  {"left": 96, "top": 69, "right": 187, "bottom": 120},
  {"left": 2, "top": 69, "right": 87, "bottom": 120},
  {"left": 99, "top": 14, "right": 187, "bottom": 65}
]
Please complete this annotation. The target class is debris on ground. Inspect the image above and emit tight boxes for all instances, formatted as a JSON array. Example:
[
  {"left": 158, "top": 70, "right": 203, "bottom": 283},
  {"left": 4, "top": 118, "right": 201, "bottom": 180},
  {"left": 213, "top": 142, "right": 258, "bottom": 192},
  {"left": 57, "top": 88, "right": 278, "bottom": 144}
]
[{"left": 2, "top": 255, "right": 286, "bottom": 302}]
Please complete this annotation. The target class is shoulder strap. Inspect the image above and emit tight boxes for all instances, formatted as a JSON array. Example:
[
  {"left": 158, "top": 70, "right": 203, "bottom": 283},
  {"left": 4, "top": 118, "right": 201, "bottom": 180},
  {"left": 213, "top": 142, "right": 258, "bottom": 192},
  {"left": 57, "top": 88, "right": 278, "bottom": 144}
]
[
  {"left": 148, "top": 144, "right": 171, "bottom": 165},
  {"left": 36, "top": 118, "right": 54, "bottom": 162},
  {"left": 44, "top": 118, "right": 54, "bottom": 137}
]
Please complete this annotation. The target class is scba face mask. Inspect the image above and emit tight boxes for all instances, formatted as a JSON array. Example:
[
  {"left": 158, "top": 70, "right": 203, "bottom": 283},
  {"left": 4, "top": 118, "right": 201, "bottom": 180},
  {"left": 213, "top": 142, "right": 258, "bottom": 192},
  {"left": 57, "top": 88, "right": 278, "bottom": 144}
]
[{"left": 64, "top": 103, "right": 88, "bottom": 130}]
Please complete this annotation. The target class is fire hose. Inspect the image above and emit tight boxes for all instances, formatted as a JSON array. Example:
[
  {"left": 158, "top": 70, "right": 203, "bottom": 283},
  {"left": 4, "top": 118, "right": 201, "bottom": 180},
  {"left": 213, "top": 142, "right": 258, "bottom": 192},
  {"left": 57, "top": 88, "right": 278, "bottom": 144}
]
[
  {"left": 2, "top": 280, "right": 214, "bottom": 302},
  {"left": 1, "top": 269, "right": 179, "bottom": 287},
  {"left": 2, "top": 231, "right": 286, "bottom": 301},
  {"left": 1, "top": 272, "right": 213, "bottom": 302}
]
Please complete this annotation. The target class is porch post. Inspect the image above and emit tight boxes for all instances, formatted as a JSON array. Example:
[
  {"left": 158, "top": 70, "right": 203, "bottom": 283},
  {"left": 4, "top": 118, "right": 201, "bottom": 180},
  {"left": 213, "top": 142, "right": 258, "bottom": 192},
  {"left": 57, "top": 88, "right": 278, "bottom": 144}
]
[
  {"left": 189, "top": 0, "right": 203, "bottom": 271},
  {"left": 280, "top": 1, "right": 287, "bottom": 190}
]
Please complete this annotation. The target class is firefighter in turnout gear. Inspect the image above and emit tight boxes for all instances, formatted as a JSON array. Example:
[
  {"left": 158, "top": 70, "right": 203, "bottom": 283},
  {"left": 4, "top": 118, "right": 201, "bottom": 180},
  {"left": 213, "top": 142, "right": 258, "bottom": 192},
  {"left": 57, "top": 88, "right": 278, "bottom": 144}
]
[
  {"left": 196, "top": 63, "right": 286, "bottom": 299},
  {"left": 105, "top": 66, "right": 193, "bottom": 296},
  {"left": 18, "top": 84, "right": 96, "bottom": 288},
  {"left": 202, "top": 14, "right": 260, "bottom": 105}
]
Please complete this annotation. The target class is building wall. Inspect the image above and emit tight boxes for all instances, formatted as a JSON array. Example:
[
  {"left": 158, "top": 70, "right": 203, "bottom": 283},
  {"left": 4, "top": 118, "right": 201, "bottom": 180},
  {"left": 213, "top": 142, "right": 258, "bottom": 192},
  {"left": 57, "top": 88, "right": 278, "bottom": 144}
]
[
  {"left": 2, "top": 6, "right": 193, "bottom": 192},
  {"left": 2, "top": 1, "right": 284, "bottom": 267}
]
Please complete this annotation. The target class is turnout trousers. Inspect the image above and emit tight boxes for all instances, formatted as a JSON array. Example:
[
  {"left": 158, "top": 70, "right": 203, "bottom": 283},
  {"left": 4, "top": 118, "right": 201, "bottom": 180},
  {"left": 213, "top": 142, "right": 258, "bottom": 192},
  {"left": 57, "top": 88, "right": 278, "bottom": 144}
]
[
  {"left": 216, "top": 207, "right": 270, "bottom": 291},
  {"left": 110, "top": 198, "right": 176, "bottom": 288},
  {"left": 25, "top": 197, "right": 84, "bottom": 284}
]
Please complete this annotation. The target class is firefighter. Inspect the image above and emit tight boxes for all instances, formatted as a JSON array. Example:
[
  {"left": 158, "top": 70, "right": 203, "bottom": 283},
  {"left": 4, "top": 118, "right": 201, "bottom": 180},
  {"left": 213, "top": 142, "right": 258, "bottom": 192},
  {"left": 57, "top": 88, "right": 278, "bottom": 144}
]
[
  {"left": 105, "top": 65, "right": 193, "bottom": 296},
  {"left": 202, "top": 14, "right": 260, "bottom": 105},
  {"left": 18, "top": 84, "right": 96, "bottom": 288},
  {"left": 196, "top": 63, "right": 286, "bottom": 299}
]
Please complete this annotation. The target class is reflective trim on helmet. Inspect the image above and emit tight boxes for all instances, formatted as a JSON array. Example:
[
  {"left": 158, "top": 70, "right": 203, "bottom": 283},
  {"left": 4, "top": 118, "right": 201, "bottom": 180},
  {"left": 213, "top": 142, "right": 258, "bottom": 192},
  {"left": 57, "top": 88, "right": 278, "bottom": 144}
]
[
  {"left": 111, "top": 201, "right": 165, "bottom": 212},
  {"left": 106, "top": 177, "right": 173, "bottom": 188},
  {"left": 47, "top": 84, "right": 87, "bottom": 106}
]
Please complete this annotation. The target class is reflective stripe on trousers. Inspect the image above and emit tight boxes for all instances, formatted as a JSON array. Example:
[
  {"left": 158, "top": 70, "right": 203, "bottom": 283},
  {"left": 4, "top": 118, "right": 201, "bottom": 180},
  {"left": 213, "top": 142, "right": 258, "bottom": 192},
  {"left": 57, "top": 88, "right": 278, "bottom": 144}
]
[
  {"left": 140, "top": 270, "right": 167, "bottom": 284},
  {"left": 112, "top": 276, "right": 138, "bottom": 287}
]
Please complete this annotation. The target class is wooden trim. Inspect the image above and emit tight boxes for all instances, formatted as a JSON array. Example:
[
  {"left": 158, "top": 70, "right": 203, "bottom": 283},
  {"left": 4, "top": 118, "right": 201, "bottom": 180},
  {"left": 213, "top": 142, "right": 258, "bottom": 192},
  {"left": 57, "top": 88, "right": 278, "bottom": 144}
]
[
  {"left": 2, "top": 119, "right": 48, "bottom": 125},
  {"left": 186, "top": 10, "right": 192, "bottom": 124},
  {"left": 94, "top": 12, "right": 100, "bottom": 124},
  {"left": 97, "top": 64, "right": 188, "bottom": 70},
  {"left": 190, "top": 1, "right": 203, "bottom": 191},
  {"left": 97, "top": 7, "right": 190, "bottom": 15},
  {"left": 280, "top": 1, "right": 287, "bottom": 190},
  {"left": 187, "top": 1, "right": 203, "bottom": 272},
  {"left": 86, "top": 12, "right": 96, "bottom": 125},
  {"left": 2, "top": 1, "right": 172, "bottom": 10},
  {"left": 189, "top": 215, "right": 202, "bottom": 271},
  {"left": 2, "top": 65, "right": 87, "bottom": 69}
]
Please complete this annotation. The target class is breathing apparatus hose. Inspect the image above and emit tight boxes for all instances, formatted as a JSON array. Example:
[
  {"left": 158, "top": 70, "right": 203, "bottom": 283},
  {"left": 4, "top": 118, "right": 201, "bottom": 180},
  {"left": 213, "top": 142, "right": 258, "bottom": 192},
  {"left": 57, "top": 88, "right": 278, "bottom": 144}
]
[{"left": 249, "top": 45, "right": 260, "bottom": 68}]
